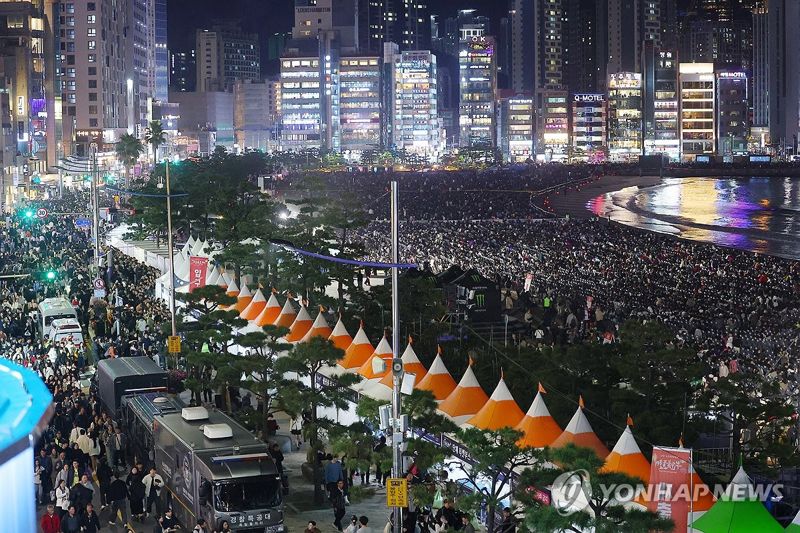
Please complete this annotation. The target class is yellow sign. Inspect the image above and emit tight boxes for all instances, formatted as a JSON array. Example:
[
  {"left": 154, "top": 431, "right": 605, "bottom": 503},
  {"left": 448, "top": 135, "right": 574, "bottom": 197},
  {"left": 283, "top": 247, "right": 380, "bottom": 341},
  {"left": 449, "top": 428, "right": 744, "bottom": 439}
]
[
  {"left": 168, "top": 336, "right": 181, "bottom": 353},
  {"left": 386, "top": 478, "right": 408, "bottom": 508}
]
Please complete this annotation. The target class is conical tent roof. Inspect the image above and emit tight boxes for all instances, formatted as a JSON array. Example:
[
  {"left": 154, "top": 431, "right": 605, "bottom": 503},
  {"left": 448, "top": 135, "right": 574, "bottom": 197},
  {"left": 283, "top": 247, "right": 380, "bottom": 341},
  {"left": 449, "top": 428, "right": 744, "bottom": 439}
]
[
  {"left": 206, "top": 267, "right": 220, "bottom": 286},
  {"left": 234, "top": 284, "right": 254, "bottom": 313},
  {"left": 254, "top": 292, "right": 282, "bottom": 326},
  {"left": 225, "top": 279, "right": 239, "bottom": 298},
  {"left": 181, "top": 238, "right": 192, "bottom": 254},
  {"left": 378, "top": 339, "right": 428, "bottom": 388},
  {"left": 220, "top": 272, "right": 232, "bottom": 288},
  {"left": 601, "top": 426, "right": 650, "bottom": 483},
  {"left": 357, "top": 336, "right": 394, "bottom": 379},
  {"left": 240, "top": 288, "right": 266, "bottom": 321},
  {"left": 691, "top": 466, "right": 783, "bottom": 533},
  {"left": 416, "top": 349, "right": 457, "bottom": 400},
  {"left": 438, "top": 364, "right": 489, "bottom": 420},
  {"left": 339, "top": 323, "right": 373, "bottom": 369},
  {"left": 191, "top": 238, "right": 205, "bottom": 257},
  {"left": 285, "top": 306, "right": 313, "bottom": 342},
  {"left": 328, "top": 316, "right": 352, "bottom": 351},
  {"left": 551, "top": 404, "right": 610, "bottom": 459},
  {"left": 301, "top": 310, "right": 332, "bottom": 342},
  {"left": 785, "top": 509, "right": 800, "bottom": 533},
  {"left": 466, "top": 376, "right": 525, "bottom": 430},
  {"left": 515, "top": 392, "right": 562, "bottom": 448},
  {"left": 274, "top": 297, "right": 298, "bottom": 328}
]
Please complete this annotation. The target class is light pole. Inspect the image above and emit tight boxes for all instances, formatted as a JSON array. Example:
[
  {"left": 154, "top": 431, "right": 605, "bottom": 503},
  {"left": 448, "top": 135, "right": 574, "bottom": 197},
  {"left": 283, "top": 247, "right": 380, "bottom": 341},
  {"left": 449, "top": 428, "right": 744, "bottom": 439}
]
[
  {"left": 164, "top": 149, "right": 177, "bottom": 339},
  {"left": 390, "top": 180, "right": 403, "bottom": 533},
  {"left": 89, "top": 143, "right": 100, "bottom": 270}
]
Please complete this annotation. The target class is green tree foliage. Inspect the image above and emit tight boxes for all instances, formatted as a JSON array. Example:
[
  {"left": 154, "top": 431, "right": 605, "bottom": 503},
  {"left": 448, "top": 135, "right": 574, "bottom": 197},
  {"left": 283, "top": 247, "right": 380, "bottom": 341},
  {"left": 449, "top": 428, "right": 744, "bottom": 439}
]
[
  {"left": 274, "top": 336, "right": 361, "bottom": 503},
  {"left": 144, "top": 120, "right": 166, "bottom": 162},
  {"left": 115, "top": 133, "right": 144, "bottom": 182},
  {"left": 518, "top": 444, "right": 674, "bottom": 533}
]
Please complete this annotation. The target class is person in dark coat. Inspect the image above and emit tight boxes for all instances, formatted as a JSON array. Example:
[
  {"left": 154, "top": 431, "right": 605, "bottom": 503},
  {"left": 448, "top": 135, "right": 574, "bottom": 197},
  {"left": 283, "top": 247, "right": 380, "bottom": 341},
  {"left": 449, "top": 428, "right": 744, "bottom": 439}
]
[
  {"left": 331, "top": 480, "right": 347, "bottom": 531},
  {"left": 60, "top": 505, "right": 81, "bottom": 533},
  {"left": 107, "top": 474, "right": 129, "bottom": 526},
  {"left": 127, "top": 467, "right": 146, "bottom": 520},
  {"left": 96, "top": 457, "right": 113, "bottom": 508},
  {"left": 80, "top": 503, "right": 101, "bottom": 533}
]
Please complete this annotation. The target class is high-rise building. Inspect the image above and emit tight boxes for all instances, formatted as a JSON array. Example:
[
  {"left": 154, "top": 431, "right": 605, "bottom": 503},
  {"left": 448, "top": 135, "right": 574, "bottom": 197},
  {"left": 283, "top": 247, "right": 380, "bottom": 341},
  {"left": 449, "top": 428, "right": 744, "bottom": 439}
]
[
  {"left": 152, "top": 0, "right": 169, "bottom": 103},
  {"left": 564, "top": 0, "right": 603, "bottom": 93},
  {"left": 642, "top": 41, "right": 679, "bottom": 159},
  {"left": 536, "top": 90, "right": 569, "bottom": 160},
  {"left": 537, "top": 0, "right": 564, "bottom": 89},
  {"left": 234, "top": 79, "right": 281, "bottom": 152},
  {"left": 509, "top": 0, "right": 534, "bottom": 93},
  {"left": 196, "top": 27, "right": 260, "bottom": 92},
  {"left": 605, "top": 1, "right": 674, "bottom": 82},
  {"left": 570, "top": 93, "right": 607, "bottom": 161},
  {"left": 169, "top": 90, "right": 234, "bottom": 154},
  {"left": 293, "top": 0, "right": 358, "bottom": 53},
  {"left": 458, "top": 33, "right": 497, "bottom": 148},
  {"left": 768, "top": 0, "right": 800, "bottom": 153},
  {"left": 400, "top": 0, "right": 430, "bottom": 50},
  {"left": 497, "top": 92, "right": 534, "bottom": 162},
  {"left": 268, "top": 33, "right": 292, "bottom": 61},
  {"left": 0, "top": 58, "right": 17, "bottom": 210},
  {"left": 279, "top": 56, "right": 322, "bottom": 150},
  {"left": 751, "top": 3, "right": 768, "bottom": 131},
  {"left": 607, "top": 72, "right": 643, "bottom": 161},
  {"left": 433, "top": 9, "right": 490, "bottom": 58},
  {"left": 339, "top": 56, "right": 381, "bottom": 154},
  {"left": 716, "top": 70, "right": 748, "bottom": 155},
  {"left": 386, "top": 47, "right": 441, "bottom": 160},
  {"left": 170, "top": 51, "right": 196, "bottom": 92},
  {"left": 678, "top": 62, "right": 716, "bottom": 159}
]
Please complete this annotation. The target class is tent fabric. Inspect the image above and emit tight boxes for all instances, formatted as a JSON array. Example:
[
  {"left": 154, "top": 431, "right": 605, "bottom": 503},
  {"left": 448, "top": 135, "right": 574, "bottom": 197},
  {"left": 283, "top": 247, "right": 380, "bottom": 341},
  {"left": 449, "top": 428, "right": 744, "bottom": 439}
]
[
  {"left": 328, "top": 316, "right": 353, "bottom": 351},
  {"left": 550, "top": 405, "right": 610, "bottom": 459},
  {"left": 273, "top": 298, "right": 298, "bottom": 328},
  {"left": 415, "top": 351, "right": 457, "bottom": 400},
  {"left": 254, "top": 292, "right": 282, "bottom": 326},
  {"left": 206, "top": 267, "right": 221, "bottom": 286},
  {"left": 225, "top": 280, "right": 239, "bottom": 298},
  {"left": 515, "top": 392, "right": 562, "bottom": 448},
  {"left": 240, "top": 289, "right": 266, "bottom": 321},
  {"left": 691, "top": 468, "right": 783, "bottom": 533},
  {"left": 301, "top": 311, "right": 332, "bottom": 342},
  {"left": 339, "top": 323, "right": 373, "bottom": 369},
  {"left": 357, "top": 336, "right": 394, "bottom": 380},
  {"left": 234, "top": 284, "right": 254, "bottom": 313},
  {"left": 466, "top": 377, "right": 525, "bottom": 430},
  {"left": 438, "top": 364, "right": 489, "bottom": 419},
  {"left": 285, "top": 305, "right": 313, "bottom": 342},
  {"left": 601, "top": 426, "right": 650, "bottom": 484},
  {"left": 785, "top": 509, "right": 800, "bottom": 533},
  {"left": 378, "top": 340, "right": 427, "bottom": 388}
]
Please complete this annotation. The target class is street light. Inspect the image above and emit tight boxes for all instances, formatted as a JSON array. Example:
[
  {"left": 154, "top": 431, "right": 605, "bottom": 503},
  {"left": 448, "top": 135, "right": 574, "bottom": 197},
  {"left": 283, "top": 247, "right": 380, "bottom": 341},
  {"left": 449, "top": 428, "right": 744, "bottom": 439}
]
[{"left": 164, "top": 146, "right": 177, "bottom": 340}]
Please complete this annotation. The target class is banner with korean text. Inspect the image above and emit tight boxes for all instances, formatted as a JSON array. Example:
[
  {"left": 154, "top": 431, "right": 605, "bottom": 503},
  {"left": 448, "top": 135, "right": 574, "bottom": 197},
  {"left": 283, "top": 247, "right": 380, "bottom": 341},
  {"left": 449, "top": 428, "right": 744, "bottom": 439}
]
[
  {"left": 648, "top": 446, "right": 692, "bottom": 533},
  {"left": 189, "top": 256, "right": 209, "bottom": 292}
]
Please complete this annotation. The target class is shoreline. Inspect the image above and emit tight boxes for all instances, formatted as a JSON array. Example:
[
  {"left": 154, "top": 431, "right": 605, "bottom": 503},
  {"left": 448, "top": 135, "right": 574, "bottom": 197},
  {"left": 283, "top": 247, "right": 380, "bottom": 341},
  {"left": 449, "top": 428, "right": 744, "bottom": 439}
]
[{"left": 547, "top": 174, "right": 663, "bottom": 219}]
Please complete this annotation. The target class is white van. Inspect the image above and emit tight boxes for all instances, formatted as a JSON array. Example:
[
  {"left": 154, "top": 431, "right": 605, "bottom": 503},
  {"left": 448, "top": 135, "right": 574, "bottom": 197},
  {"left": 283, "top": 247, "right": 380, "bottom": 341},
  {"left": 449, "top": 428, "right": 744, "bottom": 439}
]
[
  {"left": 47, "top": 318, "right": 84, "bottom": 347},
  {"left": 37, "top": 297, "right": 78, "bottom": 337}
]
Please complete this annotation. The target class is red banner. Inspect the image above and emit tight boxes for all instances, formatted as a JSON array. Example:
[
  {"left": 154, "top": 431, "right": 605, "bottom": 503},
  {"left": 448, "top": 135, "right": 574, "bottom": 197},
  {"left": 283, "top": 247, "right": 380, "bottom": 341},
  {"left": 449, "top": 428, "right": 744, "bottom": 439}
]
[
  {"left": 648, "top": 446, "right": 692, "bottom": 533},
  {"left": 189, "top": 256, "right": 208, "bottom": 293}
]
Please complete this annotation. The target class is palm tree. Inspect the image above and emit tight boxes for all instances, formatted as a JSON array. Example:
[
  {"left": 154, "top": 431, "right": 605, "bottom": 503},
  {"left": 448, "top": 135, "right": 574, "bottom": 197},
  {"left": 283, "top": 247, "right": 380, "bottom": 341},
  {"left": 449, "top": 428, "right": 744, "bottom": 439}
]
[
  {"left": 115, "top": 133, "right": 144, "bottom": 184},
  {"left": 144, "top": 120, "right": 167, "bottom": 163}
]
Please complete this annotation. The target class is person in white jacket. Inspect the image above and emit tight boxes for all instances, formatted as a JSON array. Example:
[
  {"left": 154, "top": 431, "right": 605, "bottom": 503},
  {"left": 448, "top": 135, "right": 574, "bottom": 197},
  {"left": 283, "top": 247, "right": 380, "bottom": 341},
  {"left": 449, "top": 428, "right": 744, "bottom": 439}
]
[
  {"left": 55, "top": 479, "right": 71, "bottom": 519},
  {"left": 142, "top": 467, "right": 165, "bottom": 517}
]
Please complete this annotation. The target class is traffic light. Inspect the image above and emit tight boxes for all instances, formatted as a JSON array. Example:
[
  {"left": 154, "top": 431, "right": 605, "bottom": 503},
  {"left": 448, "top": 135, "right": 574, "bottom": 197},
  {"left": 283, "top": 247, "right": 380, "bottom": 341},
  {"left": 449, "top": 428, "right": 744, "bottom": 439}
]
[{"left": 24, "top": 209, "right": 34, "bottom": 219}]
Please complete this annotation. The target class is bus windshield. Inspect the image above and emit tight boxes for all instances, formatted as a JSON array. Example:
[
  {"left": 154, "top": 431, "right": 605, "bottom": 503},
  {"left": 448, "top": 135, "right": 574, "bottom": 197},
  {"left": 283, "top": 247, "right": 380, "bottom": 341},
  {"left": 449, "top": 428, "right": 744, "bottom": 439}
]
[{"left": 214, "top": 477, "right": 282, "bottom": 512}]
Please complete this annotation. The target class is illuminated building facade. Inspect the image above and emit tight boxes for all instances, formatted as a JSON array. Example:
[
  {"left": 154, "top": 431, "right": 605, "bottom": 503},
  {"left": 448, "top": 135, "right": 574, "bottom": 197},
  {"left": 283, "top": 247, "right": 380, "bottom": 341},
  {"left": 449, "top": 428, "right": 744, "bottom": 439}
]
[
  {"left": 388, "top": 49, "right": 441, "bottom": 161},
  {"left": 536, "top": 89, "right": 569, "bottom": 161},
  {"left": 571, "top": 93, "right": 607, "bottom": 161},
  {"left": 607, "top": 72, "right": 642, "bottom": 161},
  {"left": 339, "top": 56, "right": 381, "bottom": 156},
  {"left": 458, "top": 34, "right": 497, "bottom": 148},
  {"left": 679, "top": 62, "right": 715, "bottom": 160},
  {"left": 280, "top": 56, "right": 322, "bottom": 150},
  {"left": 497, "top": 93, "right": 534, "bottom": 162},
  {"left": 716, "top": 70, "right": 748, "bottom": 155},
  {"left": 642, "top": 42, "right": 679, "bottom": 160}
]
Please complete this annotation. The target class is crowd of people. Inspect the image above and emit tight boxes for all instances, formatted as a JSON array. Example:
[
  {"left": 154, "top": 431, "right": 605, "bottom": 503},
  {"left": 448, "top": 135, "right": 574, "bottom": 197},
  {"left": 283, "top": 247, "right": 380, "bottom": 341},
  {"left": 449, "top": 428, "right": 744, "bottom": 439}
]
[{"left": 356, "top": 215, "right": 800, "bottom": 389}]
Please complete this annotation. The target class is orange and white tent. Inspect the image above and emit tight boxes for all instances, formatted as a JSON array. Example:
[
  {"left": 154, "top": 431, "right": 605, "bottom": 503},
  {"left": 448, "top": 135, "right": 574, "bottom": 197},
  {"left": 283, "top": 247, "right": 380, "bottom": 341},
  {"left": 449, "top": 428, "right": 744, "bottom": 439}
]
[
  {"left": 357, "top": 336, "right": 394, "bottom": 381},
  {"left": 378, "top": 338, "right": 427, "bottom": 388},
  {"left": 515, "top": 389, "right": 562, "bottom": 448},
  {"left": 416, "top": 347, "right": 457, "bottom": 400},
  {"left": 338, "top": 322, "right": 373, "bottom": 370},
  {"left": 273, "top": 297, "right": 298, "bottom": 328},
  {"left": 438, "top": 362, "right": 489, "bottom": 424},
  {"left": 550, "top": 400, "right": 610, "bottom": 460},
  {"left": 602, "top": 425, "right": 650, "bottom": 484},
  {"left": 328, "top": 316, "right": 352, "bottom": 351},
  {"left": 224, "top": 279, "right": 239, "bottom": 298},
  {"left": 466, "top": 374, "right": 525, "bottom": 430},
  {"left": 285, "top": 305, "right": 313, "bottom": 342},
  {"left": 254, "top": 292, "right": 282, "bottom": 326},
  {"left": 218, "top": 272, "right": 231, "bottom": 288},
  {"left": 301, "top": 309, "right": 332, "bottom": 342},
  {"left": 233, "top": 284, "right": 254, "bottom": 313},
  {"left": 240, "top": 288, "right": 267, "bottom": 321}
]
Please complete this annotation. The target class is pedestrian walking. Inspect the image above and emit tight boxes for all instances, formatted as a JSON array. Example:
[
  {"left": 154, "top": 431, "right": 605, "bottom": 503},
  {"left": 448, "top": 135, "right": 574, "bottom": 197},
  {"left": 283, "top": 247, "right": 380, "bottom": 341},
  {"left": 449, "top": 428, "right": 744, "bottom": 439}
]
[
  {"left": 107, "top": 473, "right": 129, "bottom": 526},
  {"left": 331, "top": 479, "right": 347, "bottom": 531}
]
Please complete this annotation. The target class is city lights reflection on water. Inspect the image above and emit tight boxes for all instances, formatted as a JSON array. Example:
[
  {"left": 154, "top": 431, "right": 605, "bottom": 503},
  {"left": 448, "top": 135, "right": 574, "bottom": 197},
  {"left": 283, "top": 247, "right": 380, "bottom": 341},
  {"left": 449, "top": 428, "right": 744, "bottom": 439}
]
[{"left": 587, "top": 176, "right": 800, "bottom": 259}]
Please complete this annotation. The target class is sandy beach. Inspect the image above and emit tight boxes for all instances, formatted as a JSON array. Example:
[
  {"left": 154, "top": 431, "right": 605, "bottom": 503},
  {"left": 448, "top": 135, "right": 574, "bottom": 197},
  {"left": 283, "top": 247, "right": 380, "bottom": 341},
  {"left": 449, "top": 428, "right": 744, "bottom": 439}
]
[{"left": 546, "top": 174, "right": 663, "bottom": 218}]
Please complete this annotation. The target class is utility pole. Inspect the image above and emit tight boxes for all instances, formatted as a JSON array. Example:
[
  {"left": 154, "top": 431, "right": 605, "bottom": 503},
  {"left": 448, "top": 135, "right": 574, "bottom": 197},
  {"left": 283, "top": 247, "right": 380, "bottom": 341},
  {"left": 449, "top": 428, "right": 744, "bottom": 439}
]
[
  {"left": 390, "top": 180, "right": 403, "bottom": 533},
  {"left": 89, "top": 143, "right": 100, "bottom": 271},
  {"left": 165, "top": 152, "right": 177, "bottom": 338}
]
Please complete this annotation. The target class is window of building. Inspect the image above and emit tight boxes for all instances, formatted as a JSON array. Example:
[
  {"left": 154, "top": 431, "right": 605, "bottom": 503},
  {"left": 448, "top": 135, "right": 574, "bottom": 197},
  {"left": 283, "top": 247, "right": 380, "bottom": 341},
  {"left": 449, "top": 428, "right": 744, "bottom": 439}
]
[
  {"left": 65, "top": 3, "right": 74, "bottom": 14},
  {"left": 66, "top": 67, "right": 75, "bottom": 77},
  {"left": 87, "top": 15, "right": 96, "bottom": 24},
  {"left": 88, "top": 28, "right": 96, "bottom": 37},
  {"left": 88, "top": 54, "right": 96, "bottom": 62},
  {"left": 66, "top": 42, "right": 75, "bottom": 52},
  {"left": 87, "top": 2, "right": 95, "bottom": 11},
  {"left": 88, "top": 93, "right": 97, "bottom": 101},
  {"left": 66, "top": 29, "right": 75, "bottom": 39},
  {"left": 88, "top": 66, "right": 96, "bottom": 75},
  {"left": 88, "top": 105, "right": 97, "bottom": 115},
  {"left": 67, "top": 106, "right": 75, "bottom": 116},
  {"left": 66, "top": 16, "right": 74, "bottom": 26},
  {"left": 88, "top": 40, "right": 96, "bottom": 50},
  {"left": 89, "top": 118, "right": 98, "bottom": 127},
  {"left": 88, "top": 80, "right": 97, "bottom": 88},
  {"left": 67, "top": 93, "right": 76, "bottom": 104},
  {"left": 66, "top": 81, "right": 76, "bottom": 90}
]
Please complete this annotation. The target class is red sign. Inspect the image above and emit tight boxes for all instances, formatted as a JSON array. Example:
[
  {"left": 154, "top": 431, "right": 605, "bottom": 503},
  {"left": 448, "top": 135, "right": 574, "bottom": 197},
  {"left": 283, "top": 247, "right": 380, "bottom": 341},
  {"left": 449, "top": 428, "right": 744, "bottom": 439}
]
[
  {"left": 648, "top": 447, "right": 692, "bottom": 533},
  {"left": 189, "top": 256, "right": 208, "bottom": 293}
]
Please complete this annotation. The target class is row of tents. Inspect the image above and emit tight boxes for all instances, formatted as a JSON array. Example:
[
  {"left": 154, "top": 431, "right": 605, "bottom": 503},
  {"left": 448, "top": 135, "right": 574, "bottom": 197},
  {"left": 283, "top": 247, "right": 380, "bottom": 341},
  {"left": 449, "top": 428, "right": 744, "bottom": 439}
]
[{"left": 187, "top": 267, "right": 795, "bottom": 533}]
